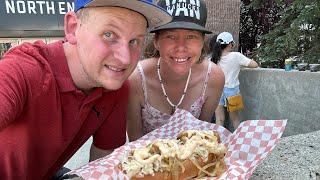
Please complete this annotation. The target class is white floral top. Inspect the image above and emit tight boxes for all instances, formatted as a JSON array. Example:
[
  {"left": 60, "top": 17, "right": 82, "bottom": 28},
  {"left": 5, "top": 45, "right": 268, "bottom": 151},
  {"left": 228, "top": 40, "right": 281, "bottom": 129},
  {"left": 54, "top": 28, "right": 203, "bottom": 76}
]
[{"left": 137, "top": 62, "right": 212, "bottom": 134}]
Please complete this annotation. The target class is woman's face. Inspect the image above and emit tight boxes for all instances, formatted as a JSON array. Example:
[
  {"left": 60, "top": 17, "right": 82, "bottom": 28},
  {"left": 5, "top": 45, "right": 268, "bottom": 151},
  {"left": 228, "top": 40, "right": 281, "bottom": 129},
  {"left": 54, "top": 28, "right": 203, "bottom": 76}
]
[{"left": 154, "top": 29, "right": 204, "bottom": 75}]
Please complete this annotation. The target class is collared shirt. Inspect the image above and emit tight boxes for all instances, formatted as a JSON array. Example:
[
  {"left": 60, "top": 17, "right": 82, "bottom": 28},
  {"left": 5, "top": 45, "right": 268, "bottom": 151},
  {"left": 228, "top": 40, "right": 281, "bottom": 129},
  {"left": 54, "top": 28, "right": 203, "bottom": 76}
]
[{"left": 0, "top": 41, "right": 128, "bottom": 179}]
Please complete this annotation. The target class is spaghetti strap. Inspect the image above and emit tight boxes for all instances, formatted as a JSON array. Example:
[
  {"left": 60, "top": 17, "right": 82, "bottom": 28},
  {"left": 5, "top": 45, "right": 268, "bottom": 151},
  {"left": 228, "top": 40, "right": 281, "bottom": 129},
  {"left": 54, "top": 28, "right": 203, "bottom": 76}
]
[
  {"left": 137, "top": 62, "right": 148, "bottom": 104},
  {"left": 201, "top": 62, "right": 212, "bottom": 99}
]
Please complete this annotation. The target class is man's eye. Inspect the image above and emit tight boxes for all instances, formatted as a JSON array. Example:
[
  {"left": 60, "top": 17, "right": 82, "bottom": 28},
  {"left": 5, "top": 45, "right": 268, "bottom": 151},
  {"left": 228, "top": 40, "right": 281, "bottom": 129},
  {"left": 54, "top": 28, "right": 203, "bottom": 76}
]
[
  {"left": 129, "top": 39, "right": 138, "bottom": 46},
  {"left": 104, "top": 32, "right": 115, "bottom": 40},
  {"left": 130, "top": 39, "right": 144, "bottom": 49}
]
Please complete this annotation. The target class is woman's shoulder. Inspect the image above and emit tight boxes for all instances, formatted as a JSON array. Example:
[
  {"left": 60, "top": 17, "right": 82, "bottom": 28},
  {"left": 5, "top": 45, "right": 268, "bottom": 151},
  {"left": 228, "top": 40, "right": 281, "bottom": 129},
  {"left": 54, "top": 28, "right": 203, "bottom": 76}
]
[
  {"left": 230, "top": 51, "right": 246, "bottom": 58},
  {"left": 129, "top": 58, "right": 158, "bottom": 88},
  {"left": 206, "top": 60, "right": 225, "bottom": 88},
  {"left": 138, "top": 58, "right": 157, "bottom": 74}
]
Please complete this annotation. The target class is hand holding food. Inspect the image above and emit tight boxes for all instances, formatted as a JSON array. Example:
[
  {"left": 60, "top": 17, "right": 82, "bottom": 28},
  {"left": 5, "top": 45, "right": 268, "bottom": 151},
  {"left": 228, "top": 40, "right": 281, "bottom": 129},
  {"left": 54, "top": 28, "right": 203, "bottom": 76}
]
[{"left": 119, "top": 130, "right": 227, "bottom": 179}]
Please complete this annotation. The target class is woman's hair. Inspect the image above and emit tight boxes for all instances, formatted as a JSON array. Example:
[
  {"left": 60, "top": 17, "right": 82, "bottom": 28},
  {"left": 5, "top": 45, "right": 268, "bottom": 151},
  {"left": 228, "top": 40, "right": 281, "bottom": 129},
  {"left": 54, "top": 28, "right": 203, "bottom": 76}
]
[
  {"left": 209, "top": 35, "right": 230, "bottom": 64},
  {"left": 143, "top": 36, "right": 160, "bottom": 59},
  {"left": 143, "top": 31, "right": 207, "bottom": 63}
]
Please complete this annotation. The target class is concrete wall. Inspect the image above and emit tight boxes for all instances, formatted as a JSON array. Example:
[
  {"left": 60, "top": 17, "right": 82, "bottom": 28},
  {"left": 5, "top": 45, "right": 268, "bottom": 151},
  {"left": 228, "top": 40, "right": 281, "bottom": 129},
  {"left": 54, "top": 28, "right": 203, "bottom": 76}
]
[{"left": 239, "top": 68, "right": 320, "bottom": 137}]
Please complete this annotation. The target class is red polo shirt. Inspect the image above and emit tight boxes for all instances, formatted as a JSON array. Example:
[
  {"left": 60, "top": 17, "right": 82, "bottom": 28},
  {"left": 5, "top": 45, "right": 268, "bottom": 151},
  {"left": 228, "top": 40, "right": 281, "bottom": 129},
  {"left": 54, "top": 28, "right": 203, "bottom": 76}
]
[{"left": 0, "top": 41, "right": 128, "bottom": 179}]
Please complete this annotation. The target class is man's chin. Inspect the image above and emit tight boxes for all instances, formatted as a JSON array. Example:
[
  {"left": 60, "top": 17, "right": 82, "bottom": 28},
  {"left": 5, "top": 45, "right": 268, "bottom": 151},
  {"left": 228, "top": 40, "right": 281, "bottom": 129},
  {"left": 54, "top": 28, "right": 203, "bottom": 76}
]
[{"left": 102, "top": 81, "right": 125, "bottom": 91}]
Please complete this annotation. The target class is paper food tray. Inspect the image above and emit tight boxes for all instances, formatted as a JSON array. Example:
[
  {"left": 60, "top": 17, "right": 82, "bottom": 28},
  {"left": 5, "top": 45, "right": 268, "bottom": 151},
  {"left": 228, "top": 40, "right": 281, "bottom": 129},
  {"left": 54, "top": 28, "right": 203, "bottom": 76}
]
[{"left": 69, "top": 108, "right": 287, "bottom": 180}]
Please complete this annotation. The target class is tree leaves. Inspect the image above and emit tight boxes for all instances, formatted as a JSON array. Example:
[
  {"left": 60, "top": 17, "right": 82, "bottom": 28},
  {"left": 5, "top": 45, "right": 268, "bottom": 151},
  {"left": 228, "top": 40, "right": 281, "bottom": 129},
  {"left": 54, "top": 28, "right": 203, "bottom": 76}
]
[{"left": 252, "top": 0, "right": 320, "bottom": 67}]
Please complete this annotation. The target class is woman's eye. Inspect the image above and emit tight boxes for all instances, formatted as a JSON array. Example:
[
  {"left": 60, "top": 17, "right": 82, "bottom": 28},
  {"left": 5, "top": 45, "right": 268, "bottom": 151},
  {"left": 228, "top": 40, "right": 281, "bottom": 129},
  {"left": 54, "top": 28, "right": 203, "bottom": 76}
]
[
  {"left": 166, "top": 35, "right": 176, "bottom": 40},
  {"left": 187, "top": 35, "right": 197, "bottom": 39}
]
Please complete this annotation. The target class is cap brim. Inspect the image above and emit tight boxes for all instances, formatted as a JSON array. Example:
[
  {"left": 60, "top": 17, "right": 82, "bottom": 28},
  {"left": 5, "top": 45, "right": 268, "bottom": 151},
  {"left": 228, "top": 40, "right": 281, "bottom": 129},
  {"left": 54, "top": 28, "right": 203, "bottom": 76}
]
[
  {"left": 85, "top": 0, "right": 172, "bottom": 28},
  {"left": 150, "top": 21, "right": 212, "bottom": 34}
]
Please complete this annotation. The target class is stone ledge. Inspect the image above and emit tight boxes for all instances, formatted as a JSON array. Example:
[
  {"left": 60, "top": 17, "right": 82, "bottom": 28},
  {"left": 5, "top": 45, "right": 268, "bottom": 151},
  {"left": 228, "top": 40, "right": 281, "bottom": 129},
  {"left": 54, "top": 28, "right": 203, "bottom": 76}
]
[{"left": 251, "top": 130, "right": 320, "bottom": 180}]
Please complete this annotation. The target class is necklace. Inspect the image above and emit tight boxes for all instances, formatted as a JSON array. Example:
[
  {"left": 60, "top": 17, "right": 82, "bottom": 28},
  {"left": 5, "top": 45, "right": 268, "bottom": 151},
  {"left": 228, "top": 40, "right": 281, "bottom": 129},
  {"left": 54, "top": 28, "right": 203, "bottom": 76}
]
[{"left": 157, "top": 58, "right": 192, "bottom": 114}]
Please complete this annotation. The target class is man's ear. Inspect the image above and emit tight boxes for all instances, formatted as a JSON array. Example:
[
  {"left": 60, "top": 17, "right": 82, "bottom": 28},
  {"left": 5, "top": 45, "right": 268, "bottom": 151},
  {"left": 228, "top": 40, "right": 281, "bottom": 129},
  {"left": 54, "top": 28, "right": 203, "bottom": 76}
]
[{"left": 64, "top": 11, "right": 78, "bottom": 44}]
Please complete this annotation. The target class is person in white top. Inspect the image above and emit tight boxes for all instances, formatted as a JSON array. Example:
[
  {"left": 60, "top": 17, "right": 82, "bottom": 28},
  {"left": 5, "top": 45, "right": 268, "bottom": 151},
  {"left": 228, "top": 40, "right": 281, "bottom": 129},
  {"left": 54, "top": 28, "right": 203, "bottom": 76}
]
[
  {"left": 209, "top": 32, "right": 259, "bottom": 129},
  {"left": 127, "top": 0, "right": 225, "bottom": 141}
]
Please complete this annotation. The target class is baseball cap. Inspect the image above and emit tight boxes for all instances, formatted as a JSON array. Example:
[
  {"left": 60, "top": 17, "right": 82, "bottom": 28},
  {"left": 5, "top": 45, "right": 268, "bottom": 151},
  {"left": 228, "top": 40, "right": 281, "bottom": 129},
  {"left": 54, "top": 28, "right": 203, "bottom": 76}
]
[
  {"left": 74, "top": 0, "right": 172, "bottom": 28},
  {"left": 216, "top": 32, "right": 234, "bottom": 44},
  {"left": 150, "top": 0, "right": 212, "bottom": 34}
]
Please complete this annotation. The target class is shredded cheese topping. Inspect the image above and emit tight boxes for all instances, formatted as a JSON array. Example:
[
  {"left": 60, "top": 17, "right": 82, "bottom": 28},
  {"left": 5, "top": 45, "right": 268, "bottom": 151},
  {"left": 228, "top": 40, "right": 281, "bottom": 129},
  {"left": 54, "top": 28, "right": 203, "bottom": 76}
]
[{"left": 120, "top": 130, "right": 227, "bottom": 178}]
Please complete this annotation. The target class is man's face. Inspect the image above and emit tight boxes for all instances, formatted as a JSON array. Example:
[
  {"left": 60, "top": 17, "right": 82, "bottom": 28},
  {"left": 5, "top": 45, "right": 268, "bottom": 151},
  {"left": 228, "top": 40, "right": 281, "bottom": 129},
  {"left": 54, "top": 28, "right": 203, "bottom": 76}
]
[{"left": 74, "top": 7, "right": 147, "bottom": 91}]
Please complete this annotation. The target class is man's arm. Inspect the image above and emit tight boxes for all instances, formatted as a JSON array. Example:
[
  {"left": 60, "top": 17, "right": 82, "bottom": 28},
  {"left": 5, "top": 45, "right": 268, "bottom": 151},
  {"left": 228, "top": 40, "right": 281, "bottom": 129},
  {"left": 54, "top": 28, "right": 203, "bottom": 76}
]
[
  {"left": 0, "top": 55, "right": 31, "bottom": 131},
  {"left": 89, "top": 144, "right": 113, "bottom": 161}
]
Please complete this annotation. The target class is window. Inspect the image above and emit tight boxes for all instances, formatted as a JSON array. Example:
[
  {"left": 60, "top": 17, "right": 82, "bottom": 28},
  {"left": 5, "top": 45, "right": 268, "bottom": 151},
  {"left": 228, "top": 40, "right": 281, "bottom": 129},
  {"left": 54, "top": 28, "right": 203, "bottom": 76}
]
[
  {"left": 0, "top": 37, "right": 63, "bottom": 59},
  {"left": 0, "top": 39, "right": 19, "bottom": 59}
]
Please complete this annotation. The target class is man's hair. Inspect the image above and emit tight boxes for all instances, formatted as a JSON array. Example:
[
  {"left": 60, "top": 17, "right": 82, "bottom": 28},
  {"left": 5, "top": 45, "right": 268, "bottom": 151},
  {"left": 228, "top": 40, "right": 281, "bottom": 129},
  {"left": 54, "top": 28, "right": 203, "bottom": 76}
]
[{"left": 76, "top": 8, "right": 91, "bottom": 22}]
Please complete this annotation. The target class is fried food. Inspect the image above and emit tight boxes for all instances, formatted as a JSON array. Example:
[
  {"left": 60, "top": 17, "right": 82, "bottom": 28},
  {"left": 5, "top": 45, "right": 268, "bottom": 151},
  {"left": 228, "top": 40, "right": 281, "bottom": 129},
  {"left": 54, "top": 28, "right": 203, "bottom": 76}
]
[{"left": 119, "top": 130, "right": 227, "bottom": 179}]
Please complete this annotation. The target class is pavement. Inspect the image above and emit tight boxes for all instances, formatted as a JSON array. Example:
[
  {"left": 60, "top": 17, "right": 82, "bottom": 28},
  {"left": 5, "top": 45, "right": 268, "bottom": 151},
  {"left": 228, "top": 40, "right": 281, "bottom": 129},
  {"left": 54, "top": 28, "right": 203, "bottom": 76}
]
[
  {"left": 251, "top": 130, "right": 320, "bottom": 180},
  {"left": 64, "top": 137, "right": 92, "bottom": 170}
]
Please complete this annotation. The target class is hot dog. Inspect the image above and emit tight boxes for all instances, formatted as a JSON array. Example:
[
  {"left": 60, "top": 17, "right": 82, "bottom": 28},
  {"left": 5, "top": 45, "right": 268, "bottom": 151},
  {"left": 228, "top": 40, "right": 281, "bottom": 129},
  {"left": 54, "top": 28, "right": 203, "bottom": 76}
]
[{"left": 119, "top": 130, "right": 227, "bottom": 179}]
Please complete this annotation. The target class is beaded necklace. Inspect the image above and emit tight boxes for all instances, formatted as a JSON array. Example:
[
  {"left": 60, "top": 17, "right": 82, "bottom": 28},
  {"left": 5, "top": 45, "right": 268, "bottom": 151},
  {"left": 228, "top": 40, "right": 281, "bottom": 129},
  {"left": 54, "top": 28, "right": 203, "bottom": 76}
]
[{"left": 157, "top": 58, "right": 192, "bottom": 114}]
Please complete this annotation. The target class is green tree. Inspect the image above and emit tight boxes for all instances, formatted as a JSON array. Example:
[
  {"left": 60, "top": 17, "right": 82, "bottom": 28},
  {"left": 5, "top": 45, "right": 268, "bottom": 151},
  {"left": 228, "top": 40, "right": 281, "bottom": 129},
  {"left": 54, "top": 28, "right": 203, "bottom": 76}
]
[{"left": 254, "top": 0, "right": 320, "bottom": 67}]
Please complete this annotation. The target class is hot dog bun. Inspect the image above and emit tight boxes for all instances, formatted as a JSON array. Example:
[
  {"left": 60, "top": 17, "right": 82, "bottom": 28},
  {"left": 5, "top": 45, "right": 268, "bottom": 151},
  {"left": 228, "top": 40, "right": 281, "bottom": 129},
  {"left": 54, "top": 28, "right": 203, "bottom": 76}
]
[{"left": 120, "top": 130, "right": 227, "bottom": 179}]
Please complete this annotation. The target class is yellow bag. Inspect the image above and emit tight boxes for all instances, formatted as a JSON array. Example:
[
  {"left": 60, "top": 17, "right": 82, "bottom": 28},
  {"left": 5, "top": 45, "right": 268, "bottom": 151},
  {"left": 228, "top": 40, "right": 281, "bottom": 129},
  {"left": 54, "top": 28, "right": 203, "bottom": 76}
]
[{"left": 226, "top": 94, "right": 244, "bottom": 112}]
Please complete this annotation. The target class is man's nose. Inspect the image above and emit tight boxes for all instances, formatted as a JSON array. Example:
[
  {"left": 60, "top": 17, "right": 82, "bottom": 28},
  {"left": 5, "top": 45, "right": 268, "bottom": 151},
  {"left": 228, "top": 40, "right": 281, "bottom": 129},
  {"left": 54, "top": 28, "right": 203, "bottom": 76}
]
[{"left": 113, "top": 43, "right": 131, "bottom": 65}]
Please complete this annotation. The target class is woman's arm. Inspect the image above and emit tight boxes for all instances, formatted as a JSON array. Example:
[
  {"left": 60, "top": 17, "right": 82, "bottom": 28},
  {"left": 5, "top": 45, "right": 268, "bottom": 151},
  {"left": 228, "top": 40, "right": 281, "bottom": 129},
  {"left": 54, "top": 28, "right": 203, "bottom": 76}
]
[
  {"left": 247, "top": 59, "right": 259, "bottom": 68},
  {"left": 126, "top": 70, "right": 144, "bottom": 141},
  {"left": 199, "top": 62, "right": 225, "bottom": 122}
]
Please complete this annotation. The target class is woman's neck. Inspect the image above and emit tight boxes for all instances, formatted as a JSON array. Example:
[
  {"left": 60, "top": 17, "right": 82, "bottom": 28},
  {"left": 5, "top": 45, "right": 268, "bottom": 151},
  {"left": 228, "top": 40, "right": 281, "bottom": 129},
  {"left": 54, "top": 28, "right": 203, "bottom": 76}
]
[{"left": 156, "top": 58, "right": 191, "bottom": 82}]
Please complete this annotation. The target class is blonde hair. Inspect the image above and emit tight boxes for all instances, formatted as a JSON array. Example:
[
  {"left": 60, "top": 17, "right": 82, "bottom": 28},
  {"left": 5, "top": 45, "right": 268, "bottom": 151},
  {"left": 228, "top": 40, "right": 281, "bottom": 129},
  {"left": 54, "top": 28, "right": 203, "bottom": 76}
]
[{"left": 76, "top": 8, "right": 90, "bottom": 22}]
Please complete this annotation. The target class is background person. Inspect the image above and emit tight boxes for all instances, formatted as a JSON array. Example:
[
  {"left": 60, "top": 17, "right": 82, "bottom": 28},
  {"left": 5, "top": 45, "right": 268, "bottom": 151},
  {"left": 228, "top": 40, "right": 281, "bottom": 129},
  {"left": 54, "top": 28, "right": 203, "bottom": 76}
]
[
  {"left": 127, "top": 0, "right": 225, "bottom": 141},
  {"left": 0, "top": 0, "right": 171, "bottom": 179},
  {"left": 210, "top": 32, "right": 259, "bottom": 129}
]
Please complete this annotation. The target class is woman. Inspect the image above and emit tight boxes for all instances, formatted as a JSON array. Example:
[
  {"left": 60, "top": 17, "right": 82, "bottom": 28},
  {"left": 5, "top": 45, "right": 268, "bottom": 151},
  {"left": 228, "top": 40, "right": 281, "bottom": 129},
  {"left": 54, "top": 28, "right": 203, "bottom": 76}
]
[
  {"left": 210, "top": 32, "right": 259, "bottom": 129},
  {"left": 126, "top": 0, "right": 225, "bottom": 141}
]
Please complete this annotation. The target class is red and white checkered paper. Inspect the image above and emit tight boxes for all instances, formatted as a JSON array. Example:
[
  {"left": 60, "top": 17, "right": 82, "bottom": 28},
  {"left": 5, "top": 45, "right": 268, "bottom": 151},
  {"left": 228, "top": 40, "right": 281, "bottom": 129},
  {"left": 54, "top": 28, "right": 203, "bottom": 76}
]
[{"left": 69, "top": 109, "right": 287, "bottom": 180}]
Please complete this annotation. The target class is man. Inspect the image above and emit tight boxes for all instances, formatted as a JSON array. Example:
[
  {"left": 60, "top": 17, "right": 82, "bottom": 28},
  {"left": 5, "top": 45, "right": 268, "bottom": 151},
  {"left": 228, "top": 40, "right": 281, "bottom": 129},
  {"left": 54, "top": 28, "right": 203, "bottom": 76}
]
[{"left": 0, "top": 0, "right": 171, "bottom": 179}]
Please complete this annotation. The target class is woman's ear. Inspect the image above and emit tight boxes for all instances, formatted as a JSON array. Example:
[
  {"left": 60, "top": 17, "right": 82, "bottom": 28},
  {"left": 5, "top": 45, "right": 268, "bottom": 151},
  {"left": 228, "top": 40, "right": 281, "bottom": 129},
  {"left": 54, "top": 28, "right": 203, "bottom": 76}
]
[
  {"left": 153, "top": 40, "right": 159, "bottom": 50},
  {"left": 64, "top": 11, "right": 78, "bottom": 44}
]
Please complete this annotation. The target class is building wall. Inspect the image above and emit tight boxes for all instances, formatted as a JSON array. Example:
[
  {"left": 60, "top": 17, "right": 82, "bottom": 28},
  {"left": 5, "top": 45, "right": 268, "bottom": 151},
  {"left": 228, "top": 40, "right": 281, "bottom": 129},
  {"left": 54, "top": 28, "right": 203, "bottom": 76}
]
[
  {"left": 239, "top": 68, "right": 320, "bottom": 137},
  {"left": 205, "top": 0, "right": 241, "bottom": 47}
]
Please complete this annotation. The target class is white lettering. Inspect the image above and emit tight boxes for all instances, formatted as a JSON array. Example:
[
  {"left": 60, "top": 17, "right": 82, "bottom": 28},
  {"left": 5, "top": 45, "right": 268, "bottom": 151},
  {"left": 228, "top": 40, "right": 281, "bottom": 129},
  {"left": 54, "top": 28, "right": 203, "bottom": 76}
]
[
  {"left": 58, "top": 2, "right": 66, "bottom": 14},
  {"left": 4, "top": 0, "right": 75, "bottom": 15},
  {"left": 17, "top": 1, "right": 26, "bottom": 13},
  {"left": 27, "top": 1, "right": 36, "bottom": 14},
  {"left": 5, "top": 0, "right": 15, "bottom": 13},
  {"left": 175, "top": 2, "right": 188, "bottom": 17},
  {"left": 66, "top": 2, "right": 74, "bottom": 12},
  {"left": 36, "top": 1, "right": 45, "bottom": 14},
  {"left": 165, "top": 0, "right": 200, "bottom": 19},
  {"left": 46, "top": 1, "right": 55, "bottom": 14},
  {"left": 188, "top": 0, "right": 200, "bottom": 19}
]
